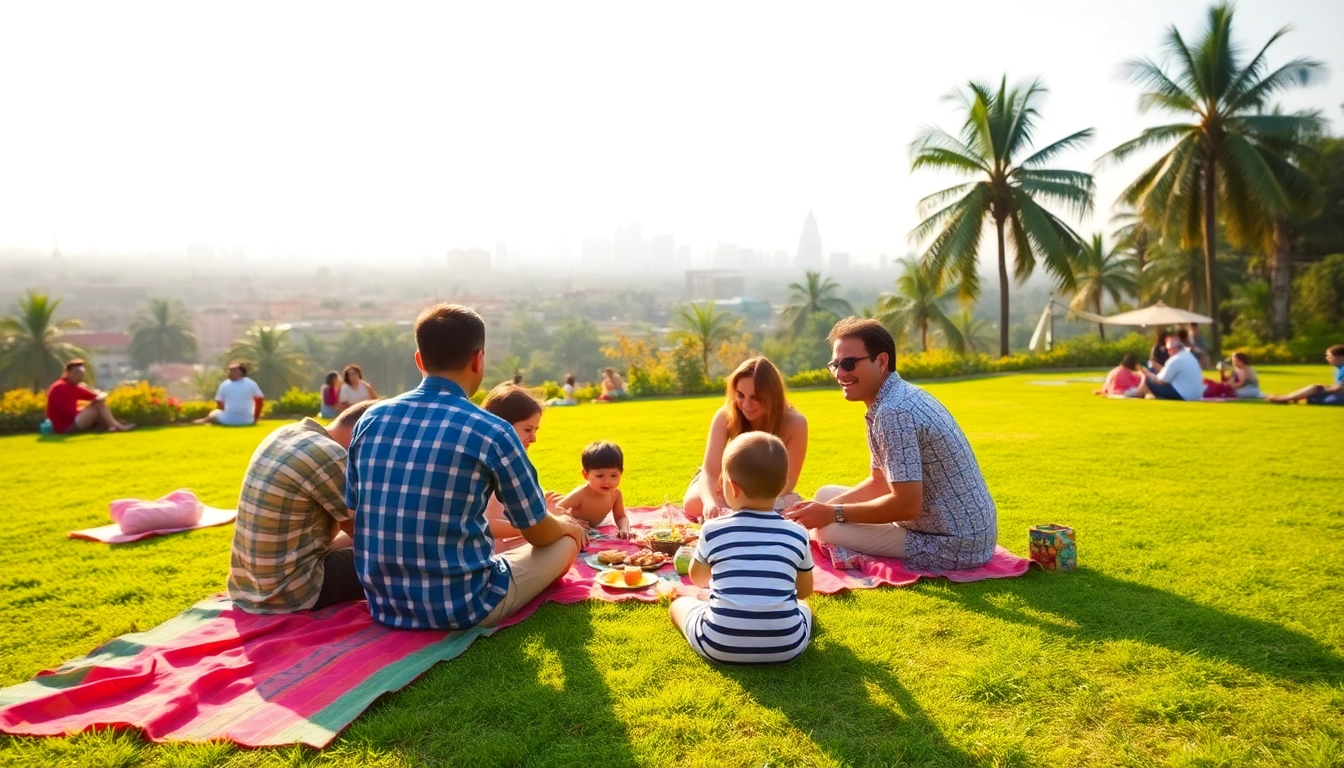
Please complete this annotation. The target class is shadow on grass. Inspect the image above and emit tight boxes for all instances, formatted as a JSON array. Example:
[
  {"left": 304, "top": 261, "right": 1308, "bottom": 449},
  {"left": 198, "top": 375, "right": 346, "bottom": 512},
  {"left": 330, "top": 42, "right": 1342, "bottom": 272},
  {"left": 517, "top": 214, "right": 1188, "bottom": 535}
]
[
  {"left": 923, "top": 570, "right": 1344, "bottom": 684},
  {"left": 721, "top": 622, "right": 985, "bottom": 768},
  {"left": 351, "top": 602, "right": 638, "bottom": 766}
]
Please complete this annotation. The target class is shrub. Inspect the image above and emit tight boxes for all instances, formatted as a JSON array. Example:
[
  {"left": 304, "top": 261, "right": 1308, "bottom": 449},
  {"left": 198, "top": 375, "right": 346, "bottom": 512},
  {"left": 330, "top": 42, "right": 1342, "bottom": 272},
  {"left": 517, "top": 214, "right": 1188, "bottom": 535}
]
[
  {"left": 786, "top": 368, "right": 836, "bottom": 389},
  {"left": 106, "top": 382, "right": 181, "bottom": 426},
  {"left": 0, "top": 389, "right": 47, "bottom": 433},
  {"left": 627, "top": 364, "right": 676, "bottom": 397},
  {"left": 179, "top": 401, "right": 214, "bottom": 421},
  {"left": 271, "top": 387, "right": 321, "bottom": 417}
]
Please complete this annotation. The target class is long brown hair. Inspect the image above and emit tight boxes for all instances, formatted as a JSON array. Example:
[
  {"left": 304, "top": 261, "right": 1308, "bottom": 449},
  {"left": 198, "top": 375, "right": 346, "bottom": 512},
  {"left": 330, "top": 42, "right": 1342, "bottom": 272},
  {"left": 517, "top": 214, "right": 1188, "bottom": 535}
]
[
  {"left": 724, "top": 357, "right": 787, "bottom": 439},
  {"left": 481, "top": 383, "right": 543, "bottom": 425}
]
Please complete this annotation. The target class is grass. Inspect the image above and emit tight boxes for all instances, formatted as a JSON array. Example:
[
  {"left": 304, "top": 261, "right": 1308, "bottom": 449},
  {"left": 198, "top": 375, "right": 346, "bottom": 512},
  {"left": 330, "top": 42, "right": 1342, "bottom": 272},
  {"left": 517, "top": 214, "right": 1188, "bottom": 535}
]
[{"left": 2, "top": 366, "right": 1343, "bottom": 767}]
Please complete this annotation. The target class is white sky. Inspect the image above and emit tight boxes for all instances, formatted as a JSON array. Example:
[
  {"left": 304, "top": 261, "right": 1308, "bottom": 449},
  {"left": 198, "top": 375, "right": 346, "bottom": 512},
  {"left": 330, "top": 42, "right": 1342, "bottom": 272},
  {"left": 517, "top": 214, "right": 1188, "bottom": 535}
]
[{"left": 1, "top": 0, "right": 1341, "bottom": 265}]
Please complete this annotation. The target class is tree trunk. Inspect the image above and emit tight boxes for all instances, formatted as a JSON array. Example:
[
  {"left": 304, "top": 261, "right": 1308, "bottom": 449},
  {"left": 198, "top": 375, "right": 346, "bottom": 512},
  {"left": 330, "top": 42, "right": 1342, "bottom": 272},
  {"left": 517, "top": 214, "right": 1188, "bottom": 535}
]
[
  {"left": 1096, "top": 296, "right": 1106, "bottom": 341},
  {"left": 1270, "top": 219, "right": 1291, "bottom": 341},
  {"left": 996, "top": 218, "right": 1010, "bottom": 357},
  {"left": 1202, "top": 156, "right": 1221, "bottom": 359},
  {"left": 920, "top": 321, "right": 928, "bottom": 352}
]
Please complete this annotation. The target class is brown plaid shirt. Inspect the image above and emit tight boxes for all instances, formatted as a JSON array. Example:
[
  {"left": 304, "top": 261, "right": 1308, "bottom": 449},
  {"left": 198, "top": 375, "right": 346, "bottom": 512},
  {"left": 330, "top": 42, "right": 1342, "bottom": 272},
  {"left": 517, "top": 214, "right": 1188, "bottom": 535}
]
[{"left": 228, "top": 418, "right": 351, "bottom": 612}]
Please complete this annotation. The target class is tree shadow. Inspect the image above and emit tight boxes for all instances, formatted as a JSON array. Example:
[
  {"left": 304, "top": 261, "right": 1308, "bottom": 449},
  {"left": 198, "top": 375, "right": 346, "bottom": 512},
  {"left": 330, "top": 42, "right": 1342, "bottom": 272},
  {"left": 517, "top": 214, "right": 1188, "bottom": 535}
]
[
  {"left": 350, "top": 602, "right": 639, "bottom": 766},
  {"left": 920, "top": 570, "right": 1344, "bottom": 684},
  {"left": 721, "top": 622, "right": 987, "bottom": 768}
]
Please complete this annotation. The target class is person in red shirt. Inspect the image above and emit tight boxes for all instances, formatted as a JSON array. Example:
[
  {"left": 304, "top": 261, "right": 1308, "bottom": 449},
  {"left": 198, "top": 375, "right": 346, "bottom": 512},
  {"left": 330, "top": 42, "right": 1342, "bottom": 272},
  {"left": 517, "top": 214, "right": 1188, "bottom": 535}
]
[{"left": 45, "top": 359, "right": 135, "bottom": 434}]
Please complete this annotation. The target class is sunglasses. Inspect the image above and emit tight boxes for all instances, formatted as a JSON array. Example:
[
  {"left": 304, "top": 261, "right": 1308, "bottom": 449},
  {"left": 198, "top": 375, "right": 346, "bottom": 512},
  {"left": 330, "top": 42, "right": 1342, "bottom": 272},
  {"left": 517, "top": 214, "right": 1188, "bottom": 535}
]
[{"left": 826, "top": 354, "right": 878, "bottom": 373}]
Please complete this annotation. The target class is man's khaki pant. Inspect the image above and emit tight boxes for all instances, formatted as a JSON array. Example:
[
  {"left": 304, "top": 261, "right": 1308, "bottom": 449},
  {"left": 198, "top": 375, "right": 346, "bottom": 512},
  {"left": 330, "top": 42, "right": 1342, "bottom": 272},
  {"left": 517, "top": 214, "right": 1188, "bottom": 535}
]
[{"left": 478, "top": 537, "right": 580, "bottom": 627}]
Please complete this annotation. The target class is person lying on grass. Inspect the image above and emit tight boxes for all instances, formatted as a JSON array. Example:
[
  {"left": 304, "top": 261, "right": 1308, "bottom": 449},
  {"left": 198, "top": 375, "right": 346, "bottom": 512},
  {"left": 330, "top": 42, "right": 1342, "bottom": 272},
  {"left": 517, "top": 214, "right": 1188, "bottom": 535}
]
[
  {"left": 347, "top": 303, "right": 588, "bottom": 631},
  {"left": 228, "top": 400, "right": 377, "bottom": 613},
  {"left": 785, "top": 318, "right": 998, "bottom": 571},
  {"left": 480, "top": 383, "right": 570, "bottom": 542},
  {"left": 682, "top": 356, "right": 808, "bottom": 521},
  {"left": 670, "top": 431, "right": 814, "bottom": 665},
  {"left": 1269, "top": 344, "right": 1344, "bottom": 405},
  {"left": 556, "top": 441, "right": 630, "bottom": 538}
]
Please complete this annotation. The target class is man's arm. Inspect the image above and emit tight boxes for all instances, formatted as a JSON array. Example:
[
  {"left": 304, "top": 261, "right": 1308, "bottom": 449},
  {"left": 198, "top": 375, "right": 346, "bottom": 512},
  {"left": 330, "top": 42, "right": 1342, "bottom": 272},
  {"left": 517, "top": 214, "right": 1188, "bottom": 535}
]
[
  {"left": 519, "top": 513, "right": 588, "bottom": 549},
  {"left": 253, "top": 397, "right": 265, "bottom": 421},
  {"left": 786, "top": 466, "right": 922, "bottom": 529}
]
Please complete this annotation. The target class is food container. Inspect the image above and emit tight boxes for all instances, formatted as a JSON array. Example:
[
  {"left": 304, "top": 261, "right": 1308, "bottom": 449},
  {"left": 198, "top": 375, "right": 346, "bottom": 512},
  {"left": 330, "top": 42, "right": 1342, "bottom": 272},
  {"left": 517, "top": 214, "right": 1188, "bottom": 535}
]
[
  {"left": 1029, "top": 524, "right": 1076, "bottom": 572},
  {"left": 674, "top": 544, "right": 694, "bottom": 575},
  {"left": 623, "top": 565, "right": 642, "bottom": 586}
]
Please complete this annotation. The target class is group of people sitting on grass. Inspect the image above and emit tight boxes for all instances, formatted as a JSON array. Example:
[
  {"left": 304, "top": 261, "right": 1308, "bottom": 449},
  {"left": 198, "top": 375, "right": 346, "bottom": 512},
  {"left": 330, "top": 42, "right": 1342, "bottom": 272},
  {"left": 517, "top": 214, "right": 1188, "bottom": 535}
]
[
  {"left": 1095, "top": 330, "right": 1343, "bottom": 405},
  {"left": 223, "top": 303, "right": 999, "bottom": 665},
  {"left": 43, "top": 357, "right": 385, "bottom": 435}
]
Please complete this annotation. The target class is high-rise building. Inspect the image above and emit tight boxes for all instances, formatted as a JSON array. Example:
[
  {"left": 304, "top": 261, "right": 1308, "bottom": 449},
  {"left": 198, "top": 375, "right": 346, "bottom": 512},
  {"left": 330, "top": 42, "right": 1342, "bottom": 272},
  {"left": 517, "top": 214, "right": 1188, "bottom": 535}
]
[
  {"left": 685, "top": 270, "right": 745, "bottom": 300},
  {"left": 795, "top": 212, "right": 822, "bottom": 271}
]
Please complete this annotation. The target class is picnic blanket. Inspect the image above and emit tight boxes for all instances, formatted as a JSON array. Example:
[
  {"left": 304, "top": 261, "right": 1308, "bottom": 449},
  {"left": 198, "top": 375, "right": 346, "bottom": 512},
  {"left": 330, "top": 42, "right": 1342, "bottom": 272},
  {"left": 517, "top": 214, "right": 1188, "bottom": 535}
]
[
  {"left": 68, "top": 506, "right": 237, "bottom": 544},
  {"left": 3, "top": 505, "right": 1027, "bottom": 748}
]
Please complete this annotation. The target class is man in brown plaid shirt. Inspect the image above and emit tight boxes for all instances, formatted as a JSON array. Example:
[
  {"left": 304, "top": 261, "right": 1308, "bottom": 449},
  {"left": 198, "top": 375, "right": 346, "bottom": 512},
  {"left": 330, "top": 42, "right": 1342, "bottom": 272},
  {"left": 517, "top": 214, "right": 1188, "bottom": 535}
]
[{"left": 228, "top": 402, "right": 376, "bottom": 613}]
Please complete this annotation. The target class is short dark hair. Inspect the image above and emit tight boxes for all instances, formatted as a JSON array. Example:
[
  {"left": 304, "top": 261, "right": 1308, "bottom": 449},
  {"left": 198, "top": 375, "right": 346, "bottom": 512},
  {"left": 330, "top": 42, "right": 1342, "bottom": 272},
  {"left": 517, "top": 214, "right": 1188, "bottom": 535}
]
[
  {"left": 1233, "top": 351, "right": 1251, "bottom": 365},
  {"left": 325, "top": 370, "right": 340, "bottom": 386},
  {"left": 565, "top": 373, "right": 575, "bottom": 386},
  {"left": 581, "top": 441, "right": 624, "bottom": 472},
  {"left": 722, "top": 432, "right": 788, "bottom": 500},
  {"left": 481, "top": 383, "right": 543, "bottom": 425},
  {"left": 1176, "top": 328, "right": 1190, "bottom": 344},
  {"left": 827, "top": 317, "right": 896, "bottom": 373},
  {"left": 1329, "top": 344, "right": 1344, "bottom": 357},
  {"left": 415, "top": 303, "right": 485, "bottom": 372},
  {"left": 228, "top": 360, "right": 248, "bottom": 375},
  {"left": 1120, "top": 352, "right": 1138, "bottom": 370},
  {"left": 331, "top": 400, "right": 377, "bottom": 430}
]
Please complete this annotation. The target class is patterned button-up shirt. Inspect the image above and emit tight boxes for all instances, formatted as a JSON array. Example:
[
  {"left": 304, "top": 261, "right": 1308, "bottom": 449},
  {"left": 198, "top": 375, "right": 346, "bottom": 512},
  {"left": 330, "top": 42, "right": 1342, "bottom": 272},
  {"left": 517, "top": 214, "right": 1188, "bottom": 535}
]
[
  {"left": 229, "top": 418, "right": 351, "bottom": 613},
  {"left": 867, "top": 372, "right": 998, "bottom": 569},
  {"left": 347, "top": 376, "right": 548, "bottom": 630}
]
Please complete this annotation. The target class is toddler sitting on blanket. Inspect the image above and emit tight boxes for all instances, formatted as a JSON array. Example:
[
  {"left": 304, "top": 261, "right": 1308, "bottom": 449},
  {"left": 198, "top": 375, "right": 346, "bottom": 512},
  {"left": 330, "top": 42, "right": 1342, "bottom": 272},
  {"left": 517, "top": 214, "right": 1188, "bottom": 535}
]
[
  {"left": 557, "top": 441, "right": 630, "bottom": 538},
  {"left": 669, "top": 432, "right": 814, "bottom": 665}
]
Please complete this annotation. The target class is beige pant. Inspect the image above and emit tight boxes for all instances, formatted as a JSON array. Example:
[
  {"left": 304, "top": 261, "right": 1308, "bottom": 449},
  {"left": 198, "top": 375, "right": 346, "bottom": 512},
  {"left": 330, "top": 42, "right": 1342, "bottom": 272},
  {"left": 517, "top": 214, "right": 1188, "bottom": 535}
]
[
  {"left": 478, "top": 536, "right": 580, "bottom": 627},
  {"left": 813, "top": 484, "right": 908, "bottom": 558}
]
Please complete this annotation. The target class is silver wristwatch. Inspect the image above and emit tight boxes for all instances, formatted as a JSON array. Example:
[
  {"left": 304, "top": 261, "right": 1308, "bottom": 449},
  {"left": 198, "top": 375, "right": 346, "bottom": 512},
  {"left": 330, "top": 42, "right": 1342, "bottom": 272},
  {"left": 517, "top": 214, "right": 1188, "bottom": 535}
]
[{"left": 833, "top": 504, "right": 846, "bottom": 523}]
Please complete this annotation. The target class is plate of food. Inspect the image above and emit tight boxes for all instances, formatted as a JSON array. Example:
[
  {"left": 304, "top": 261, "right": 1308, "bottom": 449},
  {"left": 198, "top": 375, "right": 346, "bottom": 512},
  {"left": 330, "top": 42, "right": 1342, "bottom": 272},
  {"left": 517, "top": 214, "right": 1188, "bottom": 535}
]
[
  {"left": 595, "top": 549, "right": 628, "bottom": 567},
  {"left": 625, "top": 550, "right": 671, "bottom": 571},
  {"left": 597, "top": 568, "right": 658, "bottom": 589}
]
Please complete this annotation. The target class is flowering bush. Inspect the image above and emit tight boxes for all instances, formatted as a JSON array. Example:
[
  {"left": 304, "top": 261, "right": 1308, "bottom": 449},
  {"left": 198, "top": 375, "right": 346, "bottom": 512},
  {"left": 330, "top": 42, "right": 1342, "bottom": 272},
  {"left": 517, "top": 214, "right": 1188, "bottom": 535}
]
[
  {"left": 106, "top": 382, "right": 181, "bottom": 426},
  {"left": 0, "top": 389, "right": 47, "bottom": 433},
  {"left": 179, "top": 400, "right": 214, "bottom": 421},
  {"left": 271, "top": 387, "right": 321, "bottom": 417}
]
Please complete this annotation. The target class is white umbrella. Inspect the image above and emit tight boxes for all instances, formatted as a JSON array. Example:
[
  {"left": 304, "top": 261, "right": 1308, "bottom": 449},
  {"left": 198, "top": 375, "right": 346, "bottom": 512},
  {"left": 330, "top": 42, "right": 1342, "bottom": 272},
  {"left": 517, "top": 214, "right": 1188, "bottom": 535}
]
[{"left": 1100, "top": 302, "right": 1213, "bottom": 327}]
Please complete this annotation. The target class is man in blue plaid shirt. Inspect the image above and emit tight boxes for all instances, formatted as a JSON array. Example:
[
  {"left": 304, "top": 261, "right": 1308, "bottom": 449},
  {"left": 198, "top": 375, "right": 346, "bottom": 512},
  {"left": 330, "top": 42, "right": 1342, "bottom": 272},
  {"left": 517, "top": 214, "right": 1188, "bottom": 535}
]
[{"left": 347, "top": 303, "right": 589, "bottom": 631}]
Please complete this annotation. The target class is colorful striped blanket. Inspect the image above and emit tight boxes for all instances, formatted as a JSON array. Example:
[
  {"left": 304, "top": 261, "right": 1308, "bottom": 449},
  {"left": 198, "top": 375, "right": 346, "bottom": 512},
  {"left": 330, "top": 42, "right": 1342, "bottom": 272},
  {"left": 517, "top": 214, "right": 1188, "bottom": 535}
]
[{"left": 0, "top": 506, "right": 1027, "bottom": 748}]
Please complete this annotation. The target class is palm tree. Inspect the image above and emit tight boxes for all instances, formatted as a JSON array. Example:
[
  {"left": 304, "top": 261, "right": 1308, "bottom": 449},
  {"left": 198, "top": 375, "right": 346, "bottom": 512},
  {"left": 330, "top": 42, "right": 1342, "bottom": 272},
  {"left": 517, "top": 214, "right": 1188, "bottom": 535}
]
[
  {"left": 779, "top": 271, "right": 853, "bottom": 336},
  {"left": 0, "top": 290, "right": 89, "bottom": 392},
  {"left": 490, "top": 354, "right": 527, "bottom": 385},
  {"left": 910, "top": 76, "right": 1095, "bottom": 357},
  {"left": 188, "top": 367, "right": 222, "bottom": 401},
  {"left": 1102, "top": 2, "right": 1324, "bottom": 357},
  {"left": 128, "top": 298, "right": 197, "bottom": 370},
  {"left": 224, "top": 324, "right": 312, "bottom": 397},
  {"left": 1068, "top": 235, "right": 1140, "bottom": 340},
  {"left": 945, "top": 309, "right": 995, "bottom": 356},
  {"left": 671, "top": 301, "right": 741, "bottom": 381},
  {"left": 1141, "top": 244, "right": 1237, "bottom": 311},
  {"left": 875, "top": 257, "right": 963, "bottom": 352},
  {"left": 1110, "top": 206, "right": 1156, "bottom": 269}
]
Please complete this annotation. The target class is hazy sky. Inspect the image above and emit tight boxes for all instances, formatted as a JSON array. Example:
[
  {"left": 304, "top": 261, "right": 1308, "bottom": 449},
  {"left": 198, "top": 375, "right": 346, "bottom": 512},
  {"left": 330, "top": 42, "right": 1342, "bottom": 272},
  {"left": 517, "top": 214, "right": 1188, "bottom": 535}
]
[{"left": 1, "top": 1, "right": 1341, "bottom": 265}]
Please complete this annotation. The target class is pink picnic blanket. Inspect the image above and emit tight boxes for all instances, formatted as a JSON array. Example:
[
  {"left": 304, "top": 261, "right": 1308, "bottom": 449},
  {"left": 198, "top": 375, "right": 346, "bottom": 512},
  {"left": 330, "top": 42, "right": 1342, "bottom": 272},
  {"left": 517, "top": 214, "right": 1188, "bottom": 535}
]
[
  {"left": 3, "top": 505, "right": 1027, "bottom": 749},
  {"left": 69, "top": 507, "right": 236, "bottom": 544},
  {"left": 69, "top": 490, "right": 236, "bottom": 544},
  {"left": 509, "top": 505, "right": 1031, "bottom": 609}
]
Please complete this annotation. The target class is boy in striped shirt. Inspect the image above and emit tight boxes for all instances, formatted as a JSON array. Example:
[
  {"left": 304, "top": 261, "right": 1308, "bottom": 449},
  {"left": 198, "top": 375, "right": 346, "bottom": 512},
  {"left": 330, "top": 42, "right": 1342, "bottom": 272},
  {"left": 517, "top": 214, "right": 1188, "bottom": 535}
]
[{"left": 669, "top": 432, "right": 814, "bottom": 664}]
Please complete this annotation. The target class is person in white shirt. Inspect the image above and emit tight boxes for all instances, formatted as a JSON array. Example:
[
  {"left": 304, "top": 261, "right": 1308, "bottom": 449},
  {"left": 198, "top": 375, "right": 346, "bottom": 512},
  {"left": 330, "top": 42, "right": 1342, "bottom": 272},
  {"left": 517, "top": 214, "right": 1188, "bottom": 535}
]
[
  {"left": 1137, "top": 335, "right": 1204, "bottom": 401},
  {"left": 196, "top": 361, "right": 266, "bottom": 426}
]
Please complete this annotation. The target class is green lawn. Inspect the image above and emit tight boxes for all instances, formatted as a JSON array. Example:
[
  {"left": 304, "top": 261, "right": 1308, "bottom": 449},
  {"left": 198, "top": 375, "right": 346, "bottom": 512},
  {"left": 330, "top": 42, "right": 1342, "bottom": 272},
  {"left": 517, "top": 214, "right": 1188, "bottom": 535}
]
[{"left": 2, "top": 367, "right": 1343, "bottom": 767}]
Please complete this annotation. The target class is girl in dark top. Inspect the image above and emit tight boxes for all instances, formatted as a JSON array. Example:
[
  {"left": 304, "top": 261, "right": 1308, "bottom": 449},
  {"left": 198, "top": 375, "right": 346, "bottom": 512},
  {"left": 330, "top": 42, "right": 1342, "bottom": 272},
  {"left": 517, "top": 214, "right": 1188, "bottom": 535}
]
[{"left": 1148, "top": 327, "right": 1170, "bottom": 372}]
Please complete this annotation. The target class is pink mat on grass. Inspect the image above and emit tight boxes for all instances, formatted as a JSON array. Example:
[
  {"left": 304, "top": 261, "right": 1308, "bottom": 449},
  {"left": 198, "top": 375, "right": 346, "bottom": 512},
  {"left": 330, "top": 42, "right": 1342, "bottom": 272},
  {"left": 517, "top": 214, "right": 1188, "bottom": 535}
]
[
  {"left": 68, "top": 506, "right": 237, "bottom": 544},
  {"left": 513, "top": 505, "right": 1031, "bottom": 611}
]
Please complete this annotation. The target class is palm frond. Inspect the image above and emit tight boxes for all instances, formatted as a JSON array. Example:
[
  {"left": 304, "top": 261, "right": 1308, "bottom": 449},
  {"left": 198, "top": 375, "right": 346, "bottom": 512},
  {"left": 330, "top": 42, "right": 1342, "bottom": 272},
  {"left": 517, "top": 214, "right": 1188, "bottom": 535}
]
[{"left": 1017, "top": 128, "right": 1095, "bottom": 168}]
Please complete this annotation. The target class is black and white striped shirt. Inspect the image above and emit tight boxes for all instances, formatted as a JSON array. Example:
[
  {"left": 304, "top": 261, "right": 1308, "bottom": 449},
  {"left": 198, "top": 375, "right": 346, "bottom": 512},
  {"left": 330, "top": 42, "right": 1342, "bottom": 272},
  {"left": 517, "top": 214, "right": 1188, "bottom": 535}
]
[{"left": 692, "top": 510, "right": 813, "bottom": 664}]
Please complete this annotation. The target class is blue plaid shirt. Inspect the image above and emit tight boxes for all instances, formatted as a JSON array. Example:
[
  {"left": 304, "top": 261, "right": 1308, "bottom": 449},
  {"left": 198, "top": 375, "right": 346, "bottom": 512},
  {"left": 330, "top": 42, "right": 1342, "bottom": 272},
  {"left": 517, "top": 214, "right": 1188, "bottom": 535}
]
[{"left": 346, "top": 376, "right": 548, "bottom": 630}]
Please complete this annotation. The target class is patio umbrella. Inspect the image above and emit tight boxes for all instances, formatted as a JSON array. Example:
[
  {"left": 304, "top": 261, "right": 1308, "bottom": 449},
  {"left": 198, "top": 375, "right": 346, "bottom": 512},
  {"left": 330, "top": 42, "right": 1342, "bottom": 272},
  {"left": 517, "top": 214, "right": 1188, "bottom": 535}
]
[{"left": 1100, "top": 302, "right": 1213, "bottom": 327}]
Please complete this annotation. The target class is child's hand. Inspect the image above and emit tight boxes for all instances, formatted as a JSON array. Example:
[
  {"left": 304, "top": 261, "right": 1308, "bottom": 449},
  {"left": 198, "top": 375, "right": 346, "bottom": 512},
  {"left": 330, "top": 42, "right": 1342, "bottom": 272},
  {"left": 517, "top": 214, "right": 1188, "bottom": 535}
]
[
  {"left": 616, "top": 520, "right": 631, "bottom": 539},
  {"left": 543, "top": 491, "right": 564, "bottom": 512}
]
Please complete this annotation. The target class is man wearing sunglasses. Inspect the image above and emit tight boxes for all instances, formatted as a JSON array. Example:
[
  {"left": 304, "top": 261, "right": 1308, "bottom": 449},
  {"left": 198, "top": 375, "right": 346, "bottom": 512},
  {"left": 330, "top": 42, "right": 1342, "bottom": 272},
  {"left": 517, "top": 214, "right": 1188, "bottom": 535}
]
[{"left": 784, "top": 318, "right": 998, "bottom": 571}]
